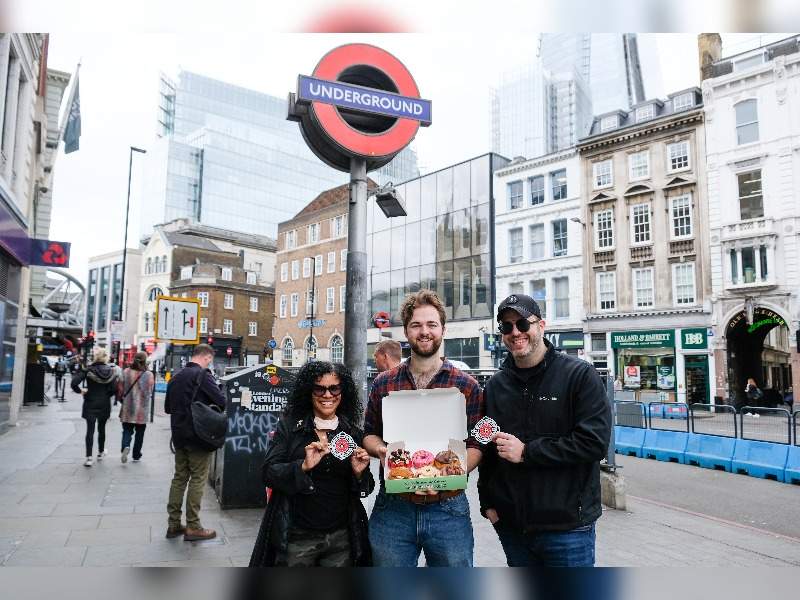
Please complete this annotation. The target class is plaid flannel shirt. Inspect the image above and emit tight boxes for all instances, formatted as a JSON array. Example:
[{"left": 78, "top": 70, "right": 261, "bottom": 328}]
[{"left": 364, "top": 359, "right": 485, "bottom": 451}]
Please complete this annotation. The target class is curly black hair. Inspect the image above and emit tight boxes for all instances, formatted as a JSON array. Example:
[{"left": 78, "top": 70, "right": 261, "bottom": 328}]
[{"left": 284, "top": 361, "right": 362, "bottom": 425}]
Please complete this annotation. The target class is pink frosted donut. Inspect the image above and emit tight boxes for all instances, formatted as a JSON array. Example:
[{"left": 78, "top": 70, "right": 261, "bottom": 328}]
[{"left": 411, "top": 450, "right": 434, "bottom": 469}]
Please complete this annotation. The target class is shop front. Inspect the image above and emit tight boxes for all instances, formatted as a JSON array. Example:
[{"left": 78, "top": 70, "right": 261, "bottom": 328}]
[
  {"left": 612, "top": 330, "right": 676, "bottom": 401},
  {"left": 544, "top": 330, "right": 584, "bottom": 357}
]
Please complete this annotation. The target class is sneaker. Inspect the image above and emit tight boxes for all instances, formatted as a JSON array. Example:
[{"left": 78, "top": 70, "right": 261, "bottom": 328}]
[
  {"left": 97, "top": 451, "right": 107, "bottom": 460},
  {"left": 753, "top": 413, "right": 760, "bottom": 418},
  {"left": 83, "top": 457, "right": 93, "bottom": 467},
  {"left": 183, "top": 527, "right": 216, "bottom": 541},
  {"left": 132, "top": 457, "right": 141, "bottom": 463},
  {"left": 121, "top": 447, "right": 129, "bottom": 463}
]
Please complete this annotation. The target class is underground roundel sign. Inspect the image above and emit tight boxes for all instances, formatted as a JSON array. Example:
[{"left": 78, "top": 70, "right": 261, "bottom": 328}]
[
  {"left": 289, "top": 43, "right": 432, "bottom": 172},
  {"left": 374, "top": 311, "right": 391, "bottom": 329}
]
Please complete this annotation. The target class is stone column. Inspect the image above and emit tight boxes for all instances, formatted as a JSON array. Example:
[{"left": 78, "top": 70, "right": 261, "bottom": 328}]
[
  {"left": 0, "top": 35, "right": 12, "bottom": 143},
  {"left": 2, "top": 57, "right": 21, "bottom": 180}
]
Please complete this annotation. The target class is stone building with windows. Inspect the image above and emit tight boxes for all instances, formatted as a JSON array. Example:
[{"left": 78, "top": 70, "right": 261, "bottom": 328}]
[
  {"left": 577, "top": 86, "right": 715, "bottom": 405},
  {"left": 700, "top": 33, "right": 800, "bottom": 407}
]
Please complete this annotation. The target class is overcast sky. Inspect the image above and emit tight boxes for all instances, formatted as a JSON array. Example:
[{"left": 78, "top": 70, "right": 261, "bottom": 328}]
[{"left": 44, "top": 33, "right": 785, "bottom": 281}]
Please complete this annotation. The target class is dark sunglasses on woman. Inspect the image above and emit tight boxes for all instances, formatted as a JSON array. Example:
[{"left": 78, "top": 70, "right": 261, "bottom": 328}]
[
  {"left": 312, "top": 384, "right": 342, "bottom": 397},
  {"left": 498, "top": 317, "right": 538, "bottom": 335}
]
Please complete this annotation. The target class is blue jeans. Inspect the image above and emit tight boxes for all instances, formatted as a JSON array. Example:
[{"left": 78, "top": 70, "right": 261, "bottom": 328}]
[
  {"left": 121, "top": 422, "right": 146, "bottom": 460},
  {"left": 368, "top": 492, "right": 474, "bottom": 566},
  {"left": 494, "top": 522, "right": 596, "bottom": 566}
]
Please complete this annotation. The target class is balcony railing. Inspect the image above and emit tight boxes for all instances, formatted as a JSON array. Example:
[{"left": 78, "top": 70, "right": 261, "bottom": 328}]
[
  {"left": 630, "top": 245, "right": 653, "bottom": 262},
  {"left": 721, "top": 217, "right": 775, "bottom": 241},
  {"left": 669, "top": 239, "right": 695, "bottom": 256},
  {"left": 593, "top": 250, "right": 615, "bottom": 265}
]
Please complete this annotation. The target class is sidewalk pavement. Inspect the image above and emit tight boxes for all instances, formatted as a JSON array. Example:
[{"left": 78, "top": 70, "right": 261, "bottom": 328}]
[{"left": 0, "top": 376, "right": 799, "bottom": 566}]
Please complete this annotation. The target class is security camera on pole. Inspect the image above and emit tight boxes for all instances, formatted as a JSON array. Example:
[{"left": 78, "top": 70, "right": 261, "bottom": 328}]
[{"left": 288, "top": 44, "right": 431, "bottom": 405}]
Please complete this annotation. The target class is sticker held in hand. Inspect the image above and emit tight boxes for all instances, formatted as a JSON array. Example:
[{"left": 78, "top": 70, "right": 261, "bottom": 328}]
[
  {"left": 471, "top": 416, "right": 500, "bottom": 444},
  {"left": 330, "top": 431, "right": 356, "bottom": 460}
]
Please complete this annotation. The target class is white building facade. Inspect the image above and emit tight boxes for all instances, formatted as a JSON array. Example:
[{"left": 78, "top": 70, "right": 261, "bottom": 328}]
[{"left": 85, "top": 249, "right": 142, "bottom": 352}]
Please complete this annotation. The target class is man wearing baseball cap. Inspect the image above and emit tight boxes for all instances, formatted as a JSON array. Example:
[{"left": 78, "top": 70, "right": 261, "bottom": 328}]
[{"left": 477, "top": 293, "right": 611, "bottom": 566}]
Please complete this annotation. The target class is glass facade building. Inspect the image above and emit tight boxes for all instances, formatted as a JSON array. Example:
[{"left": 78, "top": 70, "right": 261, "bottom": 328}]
[{"left": 142, "top": 71, "right": 419, "bottom": 238}]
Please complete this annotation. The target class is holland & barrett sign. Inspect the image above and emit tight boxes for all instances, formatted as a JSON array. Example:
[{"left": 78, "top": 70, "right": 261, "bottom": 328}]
[{"left": 611, "top": 330, "right": 674, "bottom": 349}]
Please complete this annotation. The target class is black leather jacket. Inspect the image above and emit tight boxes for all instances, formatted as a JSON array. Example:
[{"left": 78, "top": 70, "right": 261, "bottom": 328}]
[{"left": 249, "top": 414, "right": 374, "bottom": 566}]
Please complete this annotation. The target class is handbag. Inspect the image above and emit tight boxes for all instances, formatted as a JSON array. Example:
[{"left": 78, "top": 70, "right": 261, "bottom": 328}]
[{"left": 189, "top": 370, "right": 228, "bottom": 450}]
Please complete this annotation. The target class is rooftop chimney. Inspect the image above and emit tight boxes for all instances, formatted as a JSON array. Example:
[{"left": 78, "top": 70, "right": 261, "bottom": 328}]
[{"left": 698, "top": 33, "right": 722, "bottom": 82}]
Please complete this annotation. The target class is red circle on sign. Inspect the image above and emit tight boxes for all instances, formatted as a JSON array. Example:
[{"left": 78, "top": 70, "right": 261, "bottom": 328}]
[
  {"left": 374, "top": 311, "right": 391, "bottom": 329},
  {"left": 226, "top": 347, "right": 232, "bottom": 356},
  {"left": 311, "top": 43, "right": 421, "bottom": 158}
]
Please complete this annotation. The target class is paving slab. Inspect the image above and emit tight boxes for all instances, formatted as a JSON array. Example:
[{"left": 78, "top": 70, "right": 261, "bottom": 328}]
[
  {"left": 3, "top": 545, "right": 87, "bottom": 566},
  {"left": 66, "top": 525, "right": 151, "bottom": 547}
]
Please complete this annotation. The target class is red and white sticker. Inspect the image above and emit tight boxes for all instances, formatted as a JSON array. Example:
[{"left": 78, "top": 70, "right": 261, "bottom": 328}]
[
  {"left": 471, "top": 416, "right": 500, "bottom": 444},
  {"left": 330, "top": 431, "right": 356, "bottom": 460}
]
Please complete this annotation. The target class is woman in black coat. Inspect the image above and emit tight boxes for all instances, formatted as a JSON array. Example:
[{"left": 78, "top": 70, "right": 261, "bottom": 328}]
[
  {"left": 70, "top": 347, "right": 119, "bottom": 467},
  {"left": 249, "top": 361, "right": 374, "bottom": 567}
]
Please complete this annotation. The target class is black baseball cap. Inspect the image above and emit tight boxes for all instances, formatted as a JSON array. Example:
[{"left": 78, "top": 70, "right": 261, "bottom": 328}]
[{"left": 496, "top": 293, "right": 542, "bottom": 321}]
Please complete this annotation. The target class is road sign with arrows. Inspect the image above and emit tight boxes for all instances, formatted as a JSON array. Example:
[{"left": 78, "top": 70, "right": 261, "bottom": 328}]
[{"left": 154, "top": 295, "right": 201, "bottom": 344}]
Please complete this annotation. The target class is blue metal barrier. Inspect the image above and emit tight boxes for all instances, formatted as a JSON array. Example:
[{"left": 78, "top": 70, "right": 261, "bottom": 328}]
[
  {"left": 731, "top": 439, "right": 789, "bottom": 482},
  {"left": 614, "top": 425, "right": 646, "bottom": 457},
  {"left": 690, "top": 404, "right": 737, "bottom": 438},
  {"left": 642, "top": 429, "right": 689, "bottom": 463},
  {"left": 786, "top": 446, "right": 800, "bottom": 485},
  {"left": 684, "top": 434, "right": 736, "bottom": 472}
]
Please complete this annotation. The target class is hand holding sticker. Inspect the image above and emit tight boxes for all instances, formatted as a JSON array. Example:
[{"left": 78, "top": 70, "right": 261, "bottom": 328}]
[
  {"left": 330, "top": 431, "right": 357, "bottom": 460},
  {"left": 471, "top": 416, "right": 500, "bottom": 444}
]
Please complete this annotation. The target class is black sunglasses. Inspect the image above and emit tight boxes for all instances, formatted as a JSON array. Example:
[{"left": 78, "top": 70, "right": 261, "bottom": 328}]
[
  {"left": 312, "top": 384, "right": 342, "bottom": 397},
  {"left": 498, "top": 317, "right": 538, "bottom": 335}
]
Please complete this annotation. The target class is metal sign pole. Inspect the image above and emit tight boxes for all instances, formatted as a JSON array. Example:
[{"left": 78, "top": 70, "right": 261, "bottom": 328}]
[
  {"left": 344, "top": 158, "right": 369, "bottom": 411},
  {"left": 149, "top": 360, "right": 156, "bottom": 424}
]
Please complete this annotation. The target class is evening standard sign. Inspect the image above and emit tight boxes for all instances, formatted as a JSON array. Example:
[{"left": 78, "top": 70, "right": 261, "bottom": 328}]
[
  {"left": 297, "top": 75, "right": 432, "bottom": 125},
  {"left": 611, "top": 329, "right": 674, "bottom": 348}
]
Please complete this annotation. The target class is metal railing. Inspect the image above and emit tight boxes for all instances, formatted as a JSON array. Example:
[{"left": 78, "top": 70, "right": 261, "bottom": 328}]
[
  {"left": 613, "top": 401, "right": 646, "bottom": 428},
  {"left": 794, "top": 412, "right": 799, "bottom": 447},
  {"left": 689, "top": 404, "right": 738, "bottom": 439},
  {"left": 738, "top": 406, "right": 792, "bottom": 445},
  {"left": 647, "top": 402, "right": 689, "bottom": 433}
]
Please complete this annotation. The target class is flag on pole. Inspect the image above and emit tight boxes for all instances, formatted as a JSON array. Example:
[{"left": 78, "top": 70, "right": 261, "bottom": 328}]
[{"left": 62, "top": 68, "right": 81, "bottom": 154}]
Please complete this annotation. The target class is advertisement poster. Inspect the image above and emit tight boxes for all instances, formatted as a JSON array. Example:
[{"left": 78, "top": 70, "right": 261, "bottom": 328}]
[
  {"left": 624, "top": 365, "right": 641, "bottom": 388},
  {"left": 657, "top": 365, "right": 676, "bottom": 390}
]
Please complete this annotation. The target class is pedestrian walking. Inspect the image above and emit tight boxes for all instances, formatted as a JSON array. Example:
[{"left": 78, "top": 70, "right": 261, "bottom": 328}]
[
  {"left": 478, "top": 293, "right": 611, "bottom": 566},
  {"left": 70, "top": 347, "right": 119, "bottom": 467},
  {"left": 363, "top": 290, "right": 485, "bottom": 567},
  {"left": 117, "top": 351, "right": 154, "bottom": 463},
  {"left": 54, "top": 356, "right": 67, "bottom": 401},
  {"left": 373, "top": 339, "right": 402, "bottom": 373},
  {"left": 164, "top": 344, "right": 225, "bottom": 541},
  {"left": 249, "top": 361, "right": 374, "bottom": 567}
]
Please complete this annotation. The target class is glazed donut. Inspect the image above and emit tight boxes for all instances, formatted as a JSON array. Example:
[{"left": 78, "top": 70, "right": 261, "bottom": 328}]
[
  {"left": 411, "top": 450, "right": 434, "bottom": 469},
  {"left": 388, "top": 466, "right": 414, "bottom": 479}
]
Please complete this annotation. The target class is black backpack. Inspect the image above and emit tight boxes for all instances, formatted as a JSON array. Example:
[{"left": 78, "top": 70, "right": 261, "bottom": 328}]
[{"left": 189, "top": 371, "right": 228, "bottom": 450}]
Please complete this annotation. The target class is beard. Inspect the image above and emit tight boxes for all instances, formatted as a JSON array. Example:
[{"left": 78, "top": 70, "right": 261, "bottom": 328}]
[
  {"left": 409, "top": 335, "right": 443, "bottom": 358},
  {"left": 507, "top": 332, "right": 541, "bottom": 360}
]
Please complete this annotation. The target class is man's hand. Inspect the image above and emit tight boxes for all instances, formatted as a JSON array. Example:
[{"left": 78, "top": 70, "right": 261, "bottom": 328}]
[
  {"left": 485, "top": 508, "right": 499, "bottom": 524},
  {"left": 301, "top": 441, "right": 329, "bottom": 472},
  {"left": 495, "top": 432, "right": 525, "bottom": 463},
  {"left": 363, "top": 434, "right": 387, "bottom": 460},
  {"left": 350, "top": 447, "right": 370, "bottom": 478}
]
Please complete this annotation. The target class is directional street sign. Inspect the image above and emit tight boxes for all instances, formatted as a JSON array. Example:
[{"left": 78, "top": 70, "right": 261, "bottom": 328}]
[{"left": 154, "top": 295, "right": 201, "bottom": 344}]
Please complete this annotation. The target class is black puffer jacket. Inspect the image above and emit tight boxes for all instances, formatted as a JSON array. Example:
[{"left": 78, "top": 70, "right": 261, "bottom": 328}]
[
  {"left": 71, "top": 363, "right": 118, "bottom": 419},
  {"left": 478, "top": 341, "right": 611, "bottom": 533},
  {"left": 249, "top": 414, "right": 374, "bottom": 566}
]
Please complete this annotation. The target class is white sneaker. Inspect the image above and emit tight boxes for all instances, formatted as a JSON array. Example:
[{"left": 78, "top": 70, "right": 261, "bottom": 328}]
[
  {"left": 753, "top": 413, "right": 760, "bottom": 418},
  {"left": 121, "top": 447, "right": 129, "bottom": 463},
  {"left": 84, "top": 457, "right": 93, "bottom": 467},
  {"left": 97, "top": 451, "right": 107, "bottom": 460}
]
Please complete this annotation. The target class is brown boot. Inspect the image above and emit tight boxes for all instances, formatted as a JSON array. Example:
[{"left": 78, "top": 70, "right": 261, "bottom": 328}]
[
  {"left": 184, "top": 527, "right": 216, "bottom": 541},
  {"left": 165, "top": 525, "right": 186, "bottom": 539}
]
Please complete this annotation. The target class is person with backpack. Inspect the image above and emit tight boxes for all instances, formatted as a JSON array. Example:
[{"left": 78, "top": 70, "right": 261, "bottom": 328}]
[
  {"left": 164, "top": 344, "right": 225, "bottom": 541},
  {"left": 117, "top": 352, "right": 155, "bottom": 464},
  {"left": 54, "top": 356, "right": 68, "bottom": 401},
  {"left": 70, "top": 347, "right": 119, "bottom": 467}
]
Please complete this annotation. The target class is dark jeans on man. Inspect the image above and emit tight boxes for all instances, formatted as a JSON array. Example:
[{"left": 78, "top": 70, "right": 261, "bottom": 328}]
[
  {"left": 84, "top": 416, "right": 108, "bottom": 457},
  {"left": 121, "top": 422, "right": 147, "bottom": 460},
  {"left": 494, "top": 522, "right": 596, "bottom": 567}
]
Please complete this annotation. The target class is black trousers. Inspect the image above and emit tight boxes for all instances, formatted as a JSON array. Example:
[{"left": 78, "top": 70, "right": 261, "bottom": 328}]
[
  {"left": 84, "top": 416, "right": 108, "bottom": 457},
  {"left": 121, "top": 422, "right": 146, "bottom": 460}
]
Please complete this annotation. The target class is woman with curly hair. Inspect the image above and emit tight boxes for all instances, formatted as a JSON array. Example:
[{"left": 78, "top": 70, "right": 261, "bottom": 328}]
[{"left": 249, "top": 361, "right": 374, "bottom": 567}]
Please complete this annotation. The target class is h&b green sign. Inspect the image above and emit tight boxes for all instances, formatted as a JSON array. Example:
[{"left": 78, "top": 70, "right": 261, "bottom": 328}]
[{"left": 681, "top": 328, "right": 708, "bottom": 349}]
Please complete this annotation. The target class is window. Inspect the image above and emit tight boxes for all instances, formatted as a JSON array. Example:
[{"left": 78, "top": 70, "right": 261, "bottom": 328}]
[
  {"left": 327, "top": 251, "right": 336, "bottom": 273},
  {"left": 670, "top": 195, "right": 693, "bottom": 239},
  {"left": 672, "top": 263, "right": 696, "bottom": 305},
  {"left": 199, "top": 317, "right": 208, "bottom": 334},
  {"left": 326, "top": 287, "right": 335, "bottom": 313},
  {"left": 737, "top": 169, "right": 763, "bottom": 220},
  {"left": 529, "top": 224, "right": 544, "bottom": 259},
  {"left": 635, "top": 104, "right": 654, "bottom": 122},
  {"left": 551, "top": 169, "right": 567, "bottom": 200},
  {"left": 340, "top": 249, "right": 347, "bottom": 271},
  {"left": 223, "top": 319, "right": 233, "bottom": 335},
  {"left": 330, "top": 335, "right": 343, "bottom": 363},
  {"left": 249, "top": 297, "right": 258, "bottom": 312},
  {"left": 314, "top": 255, "right": 323, "bottom": 276},
  {"left": 143, "top": 312, "right": 149, "bottom": 332},
  {"left": 594, "top": 209, "right": 614, "bottom": 250},
  {"left": 305, "top": 288, "right": 317, "bottom": 316},
  {"left": 145, "top": 258, "right": 152, "bottom": 274},
  {"left": 180, "top": 266, "right": 193, "bottom": 279},
  {"left": 593, "top": 160, "right": 613, "bottom": 188},
  {"left": 600, "top": 115, "right": 618, "bottom": 132},
  {"left": 509, "top": 228, "right": 523, "bottom": 263},
  {"left": 197, "top": 292, "right": 209, "bottom": 307},
  {"left": 552, "top": 219, "right": 567, "bottom": 257},
  {"left": 508, "top": 181, "right": 523, "bottom": 210},
  {"left": 529, "top": 176, "right": 544, "bottom": 206},
  {"left": 280, "top": 263, "right": 288, "bottom": 282},
  {"left": 340, "top": 285, "right": 346, "bottom": 311},
  {"left": 161, "top": 256, "right": 167, "bottom": 273},
  {"left": 290, "top": 293, "right": 299, "bottom": 317},
  {"left": 291, "top": 260, "right": 299, "bottom": 280},
  {"left": 631, "top": 204, "right": 651, "bottom": 245},
  {"left": 308, "top": 223, "right": 320, "bottom": 243},
  {"left": 530, "top": 279, "right": 547, "bottom": 319},
  {"left": 553, "top": 276, "right": 569, "bottom": 319},
  {"left": 224, "top": 293, "right": 234, "bottom": 309},
  {"left": 248, "top": 322, "right": 257, "bottom": 337},
  {"left": 633, "top": 267, "right": 654, "bottom": 309},
  {"left": 730, "top": 246, "right": 768, "bottom": 285},
  {"left": 591, "top": 333, "right": 607, "bottom": 352},
  {"left": 279, "top": 295, "right": 287, "bottom": 318},
  {"left": 667, "top": 141, "right": 690, "bottom": 172},
  {"left": 735, "top": 99, "right": 759, "bottom": 145},
  {"left": 628, "top": 151, "right": 650, "bottom": 180},
  {"left": 303, "top": 257, "right": 312, "bottom": 278},
  {"left": 735, "top": 54, "right": 764, "bottom": 72},
  {"left": 509, "top": 282, "right": 524, "bottom": 296},
  {"left": 672, "top": 92, "right": 694, "bottom": 111},
  {"left": 331, "top": 215, "right": 346, "bottom": 238},
  {"left": 286, "top": 230, "right": 296, "bottom": 249},
  {"left": 596, "top": 272, "right": 616, "bottom": 311},
  {"left": 282, "top": 338, "right": 294, "bottom": 366},
  {"left": 246, "top": 271, "right": 257, "bottom": 285},
  {"left": 306, "top": 336, "right": 318, "bottom": 360},
  {"left": 221, "top": 267, "right": 232, "bottom": 281},
  {"left": 147, "top": 287, "right": 163, "bottom": 302}
]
